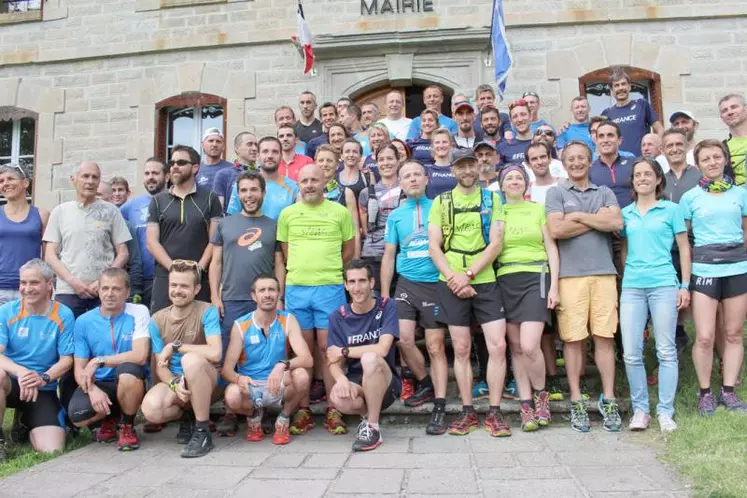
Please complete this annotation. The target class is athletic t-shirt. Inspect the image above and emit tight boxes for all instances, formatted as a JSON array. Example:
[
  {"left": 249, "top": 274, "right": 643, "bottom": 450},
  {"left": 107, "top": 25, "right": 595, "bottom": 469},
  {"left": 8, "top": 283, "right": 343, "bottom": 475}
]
[
  {"left": 428, "top": 188, "right": 503, "bottom": 284},
  {"left": 601, "top": 99, "right": 658, "bottom": 156},
  {"left": 0, "top": 299, "right": 74, "bottom": 390},
  {"left": 295, "top": 118, "right": 323, "bottom": 144},
  {"left": 556, "top": 123, "right": 594, "bottom": 150},
  {"left": 407, "top": 138, "right": 434, "bottom": 166},
  {"left": 529, "top": 182, "right": 557, "bottom": 205},
  {"left": 379, "top": 117, "right": 412, "bottom": 141},
  {"left": 234, "top": 310, "right": 291, "bottom": 380},
  {"left": 679, "top": 186, "right": 747, "bottom": 278},
  {"left": 196, "top": 160, "right": 234, "bottom": 191},
  {"left": 226, "top": 176, "right": 298, "bottom": 219},
  {"left": 496, "top": 201, "right": 548, "bottom": 277},
  {"left": 407, "top": 115, "right": 458, "bottom": 140},
  {"left": 359, "top": 183, "right": 403, "bottom": 259},
  {"left": 497, "top": 138, "right": 532, "bottom": 164},
  {"left": 73, "top": 303, "right": 150, "bottom": 382},
  {"left": 277, "top": 200, "right": 355, "bottom": 286},
  {"left": 0, "top": 206, "right": 43, "bottom": 290},
  {"left": 725, "top": 136, "right": 747, "bottom": 186},
  {"left": 327, "top": 297, "right": 399, "bottom": 379},
  {"left": 426, "top": 164, "right": 456, "bottom": 200},
  {"left": 120, "top": 195, "right": 156, "bottom": 280},
  {"left": 384, "top": 197, "right": 440, "bottom": 283},
  {"left": 211, "top": 215, "right": 279, "bottom": 301}
]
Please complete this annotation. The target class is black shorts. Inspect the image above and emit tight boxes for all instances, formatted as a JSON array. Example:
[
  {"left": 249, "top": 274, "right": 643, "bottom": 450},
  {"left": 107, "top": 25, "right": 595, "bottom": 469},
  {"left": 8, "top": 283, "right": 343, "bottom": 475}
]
[
  {"left": 497, "top": 272, "right": 551, "bottom": 324},
  {"left": 6, "top": 377, "right": 65, "bottom": 430},
  {"left": 394, "top": 277, "right": 442, "bottom": 330},
  {"left": 67, "top": 363, "right": 146, "bottom": 424},
  {"left": 436, "top": 281, "right": 505, "bottom": 327},
  {"left": 347, "top": 371, "right": 402, "bottom": 411},
  {"left": 543, "top": 310, "right": 558, "bottom": 336},
  {"left": 692, "top": 273, "right": 747, "bottom": 300}
]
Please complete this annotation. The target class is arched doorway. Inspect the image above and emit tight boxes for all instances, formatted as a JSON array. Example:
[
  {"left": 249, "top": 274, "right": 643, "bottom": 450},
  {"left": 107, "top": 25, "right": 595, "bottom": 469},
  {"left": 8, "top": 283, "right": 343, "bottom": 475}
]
[{"left": 353, "top": 84, "right": 454, "bottom": 119}]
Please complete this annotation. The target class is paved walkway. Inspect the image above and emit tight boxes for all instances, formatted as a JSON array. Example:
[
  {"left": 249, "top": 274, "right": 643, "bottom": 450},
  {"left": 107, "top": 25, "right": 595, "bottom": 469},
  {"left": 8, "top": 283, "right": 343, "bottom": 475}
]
[{"left": 0, "top": 422, "right": 690, "bottom": 497}]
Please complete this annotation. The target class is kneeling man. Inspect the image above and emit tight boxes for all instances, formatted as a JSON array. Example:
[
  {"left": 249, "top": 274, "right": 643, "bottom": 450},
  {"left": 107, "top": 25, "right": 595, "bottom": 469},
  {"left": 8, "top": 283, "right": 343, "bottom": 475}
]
[
  {"left": 222, "top": 274, "right": 311, "bottom": 445},
  {"left": 327, "top": 260, "right": 401, "bottom": 452},
  {"left": 68, "top": 268, "right": 149, "bottom": 451},
  {"left": 141, "top": 260, "right": 222, "bottom": 458}
]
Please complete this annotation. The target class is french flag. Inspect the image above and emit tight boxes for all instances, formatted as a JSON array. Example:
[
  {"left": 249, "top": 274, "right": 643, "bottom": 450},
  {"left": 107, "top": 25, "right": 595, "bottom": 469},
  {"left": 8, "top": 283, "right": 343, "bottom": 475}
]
[{"left": 296, "top": 1, "right": 314, "bottom": 74}]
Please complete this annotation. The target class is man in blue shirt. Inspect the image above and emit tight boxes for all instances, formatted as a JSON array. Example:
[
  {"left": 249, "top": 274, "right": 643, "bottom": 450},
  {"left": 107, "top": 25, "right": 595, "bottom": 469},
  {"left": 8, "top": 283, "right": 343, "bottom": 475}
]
[
  {"left": 195, "top": 128, "right": 235, "bottom": 190},
  {"left": 226, "top": 137, "right": 299, "bottom": 219},
  {"left": 407, "top": 85, "right": 458, "bottom": 140},
  {"left": 213, "top": 132, "right": 259, "bottom": 212},
  {"left": 601, "top": 69, "right": 663, "bottom": 156},
  {"left": 590, "top": 121, "right": 636, "bottom": 210},
  {"left": 121, "top": 158, "right": 169, "bottom": 309},
  {"left": 381, "top": 161, "right": 447, "bottom": 435},
  {"left": 498, "top": 100, "right": 534, "bottom": 164},
  {"left": 141, "top": 261, "right": 222, "bottom": 459},
  {"left": 67, "top": 268, "right": 150, "bottom": 452},
  {"left": 0, "top": 259, "right": 74, "bottom": 461},
  {"left": 520, "top": 91, "right": 552, "bottom": 134},
  {"left": 306, "top": 102, "right": 338, "bottom": 160},
  {"left": 557, "top": 96, "right": 595, "bottom": 151},
  {"left": 327, "top": 260, "right": 401, "bottom": 452}
]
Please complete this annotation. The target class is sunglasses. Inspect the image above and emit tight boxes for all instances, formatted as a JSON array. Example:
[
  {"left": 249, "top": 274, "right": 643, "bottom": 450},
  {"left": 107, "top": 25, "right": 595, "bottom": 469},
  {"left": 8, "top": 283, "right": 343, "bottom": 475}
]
[
  {"left": 535, "top": 129, "right": 555, "bottom": 137},
  {"left": 169, "top": 159, "right": 194, "bottom": 167},
  {"left": 170, "top": 259, "right": 201, "bottom": 275},
  {"left": 1, "top": 163, "right": 27, "bottom": 179},
  {"left": 522, "top": 91, "right": 539, "bottom": 99}
]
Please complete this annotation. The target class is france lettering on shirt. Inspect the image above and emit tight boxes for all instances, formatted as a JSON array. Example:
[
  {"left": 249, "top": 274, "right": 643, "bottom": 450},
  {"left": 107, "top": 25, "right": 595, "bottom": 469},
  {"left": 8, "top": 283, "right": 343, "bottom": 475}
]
[
  {"left": 601, "top": 99, "right": 658, "bottom": 156},
  {"left": 497, "top": 138, "right": 532, "bottom": 165},
  {"left": 407, "top": 138, "right": 434, "bottom": 165},
  {"left": 425, "top": 165, "right": 457, "bottom": 199}
]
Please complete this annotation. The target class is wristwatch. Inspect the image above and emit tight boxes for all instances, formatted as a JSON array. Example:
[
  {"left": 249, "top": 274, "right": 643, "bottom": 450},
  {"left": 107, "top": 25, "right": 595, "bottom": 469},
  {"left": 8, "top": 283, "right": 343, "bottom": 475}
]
[
  {"left": 41, "top": 373, "right": 51, "bottom": 385},
  {"left": 341, "top": 347, "right": 350, "bottom": 359},
  {"left": 278, "top": 360, "right": 290, "bottom": 370},
  {"left": 679, "top": 282, "right": 690, "bottom": 290},
  {"left": 95, "top": 357, "right": 106, "bottom": 368},
  {"left": 172, "top": 340, "right": 183, "bottom": 353},
  {"left": 466, "top": 269, "right": 476, "bottom": 280}
]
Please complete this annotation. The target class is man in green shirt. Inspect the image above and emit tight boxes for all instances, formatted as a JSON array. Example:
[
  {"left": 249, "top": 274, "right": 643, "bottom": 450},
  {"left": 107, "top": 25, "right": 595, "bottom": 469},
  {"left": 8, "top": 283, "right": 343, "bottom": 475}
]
[
  {"left": 428, "top": 149, "right": 511, "bottom": 437},
  {"left": 277, "top": 164, "right": 356, "bottom": 436}
]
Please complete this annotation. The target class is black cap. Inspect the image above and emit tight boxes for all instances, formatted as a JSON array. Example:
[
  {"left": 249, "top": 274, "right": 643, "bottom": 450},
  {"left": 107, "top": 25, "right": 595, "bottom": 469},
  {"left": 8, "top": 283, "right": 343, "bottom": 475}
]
[
  {"left": 473, "top": 140, "right": 496, "bottom": 152},
  {"left": 451, "top": 148, "right": 477, "bottom": 165}
]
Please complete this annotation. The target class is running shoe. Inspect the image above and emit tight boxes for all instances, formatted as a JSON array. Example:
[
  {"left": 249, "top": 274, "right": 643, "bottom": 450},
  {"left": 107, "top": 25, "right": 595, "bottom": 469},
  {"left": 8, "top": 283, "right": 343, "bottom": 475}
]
[
  {"left": 181, "top": 428, "right": 213, "bottom": 458},
  {"left": 309, "top": 379, "right": 326, "bottom": 404},
  {"left": 570, "top": 400, "right": 590, "bottom": 433},
  {"left": 657, "top": 414, "right": 678, "bottom": 434},
  {"left": 95, "top": 417, "right": 117, "bottom": 443},
  {"left": 143, "top": 422, "right": 164, "bottom": 434},
  {"left": 628, "top": 409, "right": 651, "bottom": 431},
  {"left": 519, "top": 403, "right": 539, "bottom": 432},
  {"left": 579, "top": 377, "right": 591, "bottom": 401},
  {"left": 697, "top": 391, "right": 717, "bottom": 417},
  {"left": 425, "top": 407, "right": 447, "bottom": 435},
  {"left": 400, "top": 378, "right": 415, "bottom": 401},
  {"left": 472, "top": 380, "right": 489, "bottom": 400},
  {"left": 352, "top": 420, "right": 382, "bottom": 452},
  {"left": 647, "top": 374, "right": 658, "bottom": 386},
  {"left": 272, "top": 419, "right": 291, "bottom": 445},
  {"left": 290, "top": 408, "right": 315, "bottom": 435},
  {"left": 405, "top": 383, "right": 434, "bottom": 407},
  {"left": 176, "top": 414, "right": 194, "bottom": 444},
  {"left": 117, "top": 424, "right": 140, "bottom": 451},
  {"left": 9, "top": 410, "right": 29, "bottom": 444},
  {"left": 0, "top": 438, "right": 7, "bottom": 463},
  {"left": 533, "top": 391, "right": 551, "bottom": 427},
  {"left": 485, "top": 410, "right": 512, "bottom": 437},
  {"left": 246, "top": 415, "right": 264, "bottom": 442},
  {"left": 548, "top": 376, "right": 564, "bottom": 401},
  {"left": 216, "top": 413, "right": 239, "bottom": 437},
  {"left": 447, "top": 411, "right": 480, "bottom": 436},
  {"left": 555, "top": 348, "right": 565, "bottom": 368},
  {"left": 324, "top": 407, "right": 347, "bottom": 435},
  {"left": 718, "top": 389, "right": 747, "bottom": 413},
  {"left": 502, "top": 379, "right": 518, "bottom": 400},
  {"left": 597, "top": 394, "right": 622, "bottom": 432}
]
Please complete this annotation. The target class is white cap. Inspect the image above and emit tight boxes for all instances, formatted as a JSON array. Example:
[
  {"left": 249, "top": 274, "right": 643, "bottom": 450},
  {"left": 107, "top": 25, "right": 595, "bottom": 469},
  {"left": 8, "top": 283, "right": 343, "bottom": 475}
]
[
  {"left": 668, "top": 110, "right": 695, "bottom": 124},
  {"left": 202, "top": 127, "right": 224, "bottom": 141}
]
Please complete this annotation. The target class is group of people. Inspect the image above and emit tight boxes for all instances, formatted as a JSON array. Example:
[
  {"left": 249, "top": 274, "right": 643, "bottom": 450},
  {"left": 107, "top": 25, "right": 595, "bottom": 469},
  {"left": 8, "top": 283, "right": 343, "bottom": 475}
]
[{"left": 0, "top": 67, "right": 746, "bottom": 460}]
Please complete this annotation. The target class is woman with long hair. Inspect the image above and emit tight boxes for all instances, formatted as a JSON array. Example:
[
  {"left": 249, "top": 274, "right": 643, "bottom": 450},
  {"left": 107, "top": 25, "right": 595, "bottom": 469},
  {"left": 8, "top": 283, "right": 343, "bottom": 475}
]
[{"left": 620, "top": 158, "right": 690, "bottom": 432}]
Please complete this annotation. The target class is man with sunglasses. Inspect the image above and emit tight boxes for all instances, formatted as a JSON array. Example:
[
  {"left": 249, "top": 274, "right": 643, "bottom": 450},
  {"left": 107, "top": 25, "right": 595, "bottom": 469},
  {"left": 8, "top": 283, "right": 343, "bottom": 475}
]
[
  {"left": 146, "top": 145, "right": 222, "bottom": 314},
  {"left": 529, "top": 124, "right": 567, "bottom": 179}
]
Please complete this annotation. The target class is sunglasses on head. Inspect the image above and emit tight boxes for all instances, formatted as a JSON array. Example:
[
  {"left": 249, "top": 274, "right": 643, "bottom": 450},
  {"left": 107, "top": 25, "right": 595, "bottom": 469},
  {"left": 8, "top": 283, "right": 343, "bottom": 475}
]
[
  {"left": 168, "top": 159, "right": 193, "bottom": 167},
  {"left": 522, "top": 91, "right": 539, "bottom": 99},
  {"left": 170, "top": 259, "right": 201, "bottom": 275},
  {"left": 2, "top": 163, "right": 27, "bottom": 179},
  {"left": 535, "top": 129, "right": 555, "bottom": 137}
]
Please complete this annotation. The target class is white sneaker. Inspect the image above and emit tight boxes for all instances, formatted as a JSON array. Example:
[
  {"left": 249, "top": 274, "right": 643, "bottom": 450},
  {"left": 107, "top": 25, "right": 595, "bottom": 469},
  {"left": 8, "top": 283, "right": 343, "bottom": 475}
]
[
  {"left": 628, "top": 409, "right": 651, "bottom": 431},
  {"left": 658, "top": 414, "right": 677, "bottom": 433}
]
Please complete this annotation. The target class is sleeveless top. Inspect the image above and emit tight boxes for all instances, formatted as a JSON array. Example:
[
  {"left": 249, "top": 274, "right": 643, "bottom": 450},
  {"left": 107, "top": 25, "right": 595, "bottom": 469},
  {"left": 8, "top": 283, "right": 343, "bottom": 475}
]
[
  {"left": 337, "top": 169, "right": 371, "bottom": 203},
  {"left": 234, "top": 311, "right": 289, "bottom": 381},
  {"left": 0, "top": 206, "right": 43, "bottom": 289}
]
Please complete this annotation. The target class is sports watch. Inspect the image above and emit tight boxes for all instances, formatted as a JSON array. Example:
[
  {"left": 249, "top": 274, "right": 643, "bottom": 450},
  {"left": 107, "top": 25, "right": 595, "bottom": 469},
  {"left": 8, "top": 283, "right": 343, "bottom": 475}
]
[
  {"left": 172, "top": 340, "right": 183, "bottom": 353},
  {"left": 342, "top": 347, "right": 350, "bottom": 359},
  {"left": 41, "top": 373, "right": 51, "bottom": 385}
]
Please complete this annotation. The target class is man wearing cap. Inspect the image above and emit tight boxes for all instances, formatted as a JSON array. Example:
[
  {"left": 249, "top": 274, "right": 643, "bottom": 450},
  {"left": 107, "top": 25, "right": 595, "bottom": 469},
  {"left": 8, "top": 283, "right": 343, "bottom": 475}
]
[
  {"left": 454, "top": 101, "right": 479, "bottom": 149},
  {"left": 428, "top": 148, "right": 510, "bottom": 437},
  {"left": 407, "top": 85, "right": 458, "bottom": 140},
  {"left": 719, "top": 94, "right": 747, "bottom": 185},
  {"left": 557, "top": 96, "right": 595, "bottom": 152},
  {"left": 657, "top": 111, "right": 698, "bottom": 172},
  {"left": 195, "top": 128, "right": 234, "bottom": 191},
  {"left": 475, "top": 141, "right": 500, "bottom": 191},
  {"left": 379, "top": 90, "right": 412, "bottom": 141}
]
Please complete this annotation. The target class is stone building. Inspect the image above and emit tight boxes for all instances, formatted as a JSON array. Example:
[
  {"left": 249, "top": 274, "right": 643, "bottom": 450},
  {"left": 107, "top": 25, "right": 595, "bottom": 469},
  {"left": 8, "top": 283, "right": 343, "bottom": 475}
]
[{"left": 0, "top": 0, "right": 744, "bottom": 208}]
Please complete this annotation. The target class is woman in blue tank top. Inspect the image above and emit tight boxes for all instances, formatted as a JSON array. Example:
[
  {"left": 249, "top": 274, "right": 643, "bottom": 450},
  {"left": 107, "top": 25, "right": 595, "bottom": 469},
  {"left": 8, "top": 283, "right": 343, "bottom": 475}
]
[{"left": 0, "top": 164, "right": 48, "bottom": 304}]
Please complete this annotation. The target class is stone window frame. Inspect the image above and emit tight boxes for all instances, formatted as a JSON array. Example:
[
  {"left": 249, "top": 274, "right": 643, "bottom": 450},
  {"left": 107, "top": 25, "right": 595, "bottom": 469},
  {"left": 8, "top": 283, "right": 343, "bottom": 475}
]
[
  {"left": 0, "top": 107, "right": 37, "bottom": 204},
  {"left": 578, "top": 67, "right": 663, "bottom": 121},
  {"left": 154, "top": 93, "right": 228, "bottom": 161},
  {"left": 0, "top": 0, "right": 42, "bottom": 24}
]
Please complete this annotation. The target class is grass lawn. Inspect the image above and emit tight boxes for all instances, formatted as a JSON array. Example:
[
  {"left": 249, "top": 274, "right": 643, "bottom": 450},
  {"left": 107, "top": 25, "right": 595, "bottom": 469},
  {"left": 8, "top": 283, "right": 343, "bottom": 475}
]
[{"left": 0, "top": 411, "right": 91, "bottom": 479}]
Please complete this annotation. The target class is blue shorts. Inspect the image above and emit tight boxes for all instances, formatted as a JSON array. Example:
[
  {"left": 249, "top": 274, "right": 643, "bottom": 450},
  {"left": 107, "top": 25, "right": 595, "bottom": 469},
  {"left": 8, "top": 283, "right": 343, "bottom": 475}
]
[{"left": 286, "top": 284, "right": 346, "bottom": 331}]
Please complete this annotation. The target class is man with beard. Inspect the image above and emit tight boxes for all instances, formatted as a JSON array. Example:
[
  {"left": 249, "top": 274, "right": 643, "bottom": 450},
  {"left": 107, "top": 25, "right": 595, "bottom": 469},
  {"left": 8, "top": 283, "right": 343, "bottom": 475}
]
[
  {"left": 557, "top": 96, "right": 595, "bottom": 151},
  {"left": 657, "top": 111, "right": 698, "bottom": 172},
  {"left": 479, "top": 106, "right": 503, "bottom": 149},
  {"left": 277, "top": 164, "right": 355, "bottom": 436},
  {"left": 121, "top": 158, "right": 168, "bottom": 311},
  {"left": 141, "top": 261, "right": 222, "bottom": 458},
  {"left": 472, "top": 85, "right": 511, "bottom": 139},
  {"left": 407, "top": 85, "right": 458, "bottom": 139},
  {"left": 475, "top": 141, "right": 500, "bottom": 191},
  {"left": 719, "top": 94, "right": 747, "bottom": 185},
  {"left": 278, "top": 125, "right": 313, "bottom": 182},
  {"left": 498, "top": 101, "right": 534, "bottom": 165},
  {"left": 428, "top": 149, "right": 509, "bottom": 437},
  {"left": 602, "top": 68, "right": 663, "bottom": 156},
  {"left": 379, "top": 91, "right": 412, "bottom": 141},
  {"left": 296, "top": 91, "right": 323, "bottom": 144},
  {"left": 209, "top": 171, "right": 286, "bottom": 437},
  {"left": 454, "top": 101, "right": 478, "bottom": 149},
  {"left": 195, "top": 128, "right": 234, "bottom": 190},
  {"left": 146, "top": 145, "right": 222, "bottom": 313},
  {"left": 214, "top": 132, "right": 259, "bottom": 211},
  {"left": 226, "top": 137, "right": 299, "bottom": 219},
  {"left": 307, "top": 102, "right": 338, "bottom": 160}
]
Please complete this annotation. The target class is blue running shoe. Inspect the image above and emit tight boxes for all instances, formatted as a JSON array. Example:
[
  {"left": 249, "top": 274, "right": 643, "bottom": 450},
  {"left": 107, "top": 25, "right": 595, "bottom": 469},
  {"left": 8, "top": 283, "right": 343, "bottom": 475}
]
[{"left": 472, "top": 380, "right": 489, "bottom": 400}]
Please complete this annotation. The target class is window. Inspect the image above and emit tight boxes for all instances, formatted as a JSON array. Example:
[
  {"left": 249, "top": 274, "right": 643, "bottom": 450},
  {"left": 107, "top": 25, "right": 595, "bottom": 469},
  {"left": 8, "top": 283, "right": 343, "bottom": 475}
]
[
  {"left": 0, "top": 108, "right": 36, "bottom": 204},
  {"left": 155, "top": 93, "right": 227, "bottom": 161},
  {"left": 579, "top": 67, "right": 662, "bottom": 119},
  {"left": 0, "top": 0, "right": 41, "bottom": 13}
]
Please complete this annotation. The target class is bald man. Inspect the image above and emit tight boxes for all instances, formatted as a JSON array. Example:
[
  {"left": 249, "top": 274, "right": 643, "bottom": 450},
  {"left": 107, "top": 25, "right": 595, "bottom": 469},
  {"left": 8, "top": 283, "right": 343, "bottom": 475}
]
[
  {"left": 277, "top": 163, "right": 357, "bottom": 436},
  {"left": 44, "top": 162, "right": 131, "bottom": 318}
]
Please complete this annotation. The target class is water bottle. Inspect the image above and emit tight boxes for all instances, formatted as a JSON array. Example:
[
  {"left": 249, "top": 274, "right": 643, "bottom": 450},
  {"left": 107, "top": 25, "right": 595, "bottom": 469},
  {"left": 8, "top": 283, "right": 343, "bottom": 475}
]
[
  {"left": 367, "top": 192, "right": 379, "bottom": 232},
  {"left": 248, "top": 383, "right": 263, "bottom": 411}
]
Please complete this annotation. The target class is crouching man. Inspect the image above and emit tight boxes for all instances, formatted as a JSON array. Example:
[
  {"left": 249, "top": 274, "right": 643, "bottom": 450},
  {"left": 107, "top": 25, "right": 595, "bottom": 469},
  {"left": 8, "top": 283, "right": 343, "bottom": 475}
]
[
  {"left": 141, "top": 260, "right": 222, "bottom": 459},
  {"left": 222, "top": 274, "right": 312, "bottom": 445},
  {"left": 327, "top": 260, "right": 401, "bottom": 452},
  {"left": 68, "top": 268, "right": 149, "bottom": 451}
]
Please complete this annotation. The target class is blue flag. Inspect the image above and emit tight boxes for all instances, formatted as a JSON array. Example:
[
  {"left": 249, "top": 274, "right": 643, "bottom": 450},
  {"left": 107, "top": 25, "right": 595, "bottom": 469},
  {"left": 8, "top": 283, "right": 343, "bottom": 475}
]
[{"left": 490, "top": 0, "right": 513, "bottom": 98}]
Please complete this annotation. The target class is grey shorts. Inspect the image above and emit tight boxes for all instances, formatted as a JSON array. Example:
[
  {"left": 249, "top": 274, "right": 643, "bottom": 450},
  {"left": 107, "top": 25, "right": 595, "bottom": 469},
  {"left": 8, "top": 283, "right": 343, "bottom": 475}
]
[{"left": 248, "top": 380, "right": 286, "bottom": 410}]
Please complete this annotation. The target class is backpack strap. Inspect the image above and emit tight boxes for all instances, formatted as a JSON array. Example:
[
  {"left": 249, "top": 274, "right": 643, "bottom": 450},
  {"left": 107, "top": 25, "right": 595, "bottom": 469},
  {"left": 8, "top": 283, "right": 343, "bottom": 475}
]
[
  {"left": 479, "top": 188, "right": 493, "bottom": 247},
  {"left": 439, "top": 190, "right": 455, "bottom": 252}
]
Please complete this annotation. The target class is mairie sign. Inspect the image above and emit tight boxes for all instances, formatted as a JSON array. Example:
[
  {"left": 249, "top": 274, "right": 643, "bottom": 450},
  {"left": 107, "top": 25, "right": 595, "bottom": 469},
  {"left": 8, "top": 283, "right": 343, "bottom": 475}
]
[{"left": 361, "top": 0, "right": 435, "bottom": 15}]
